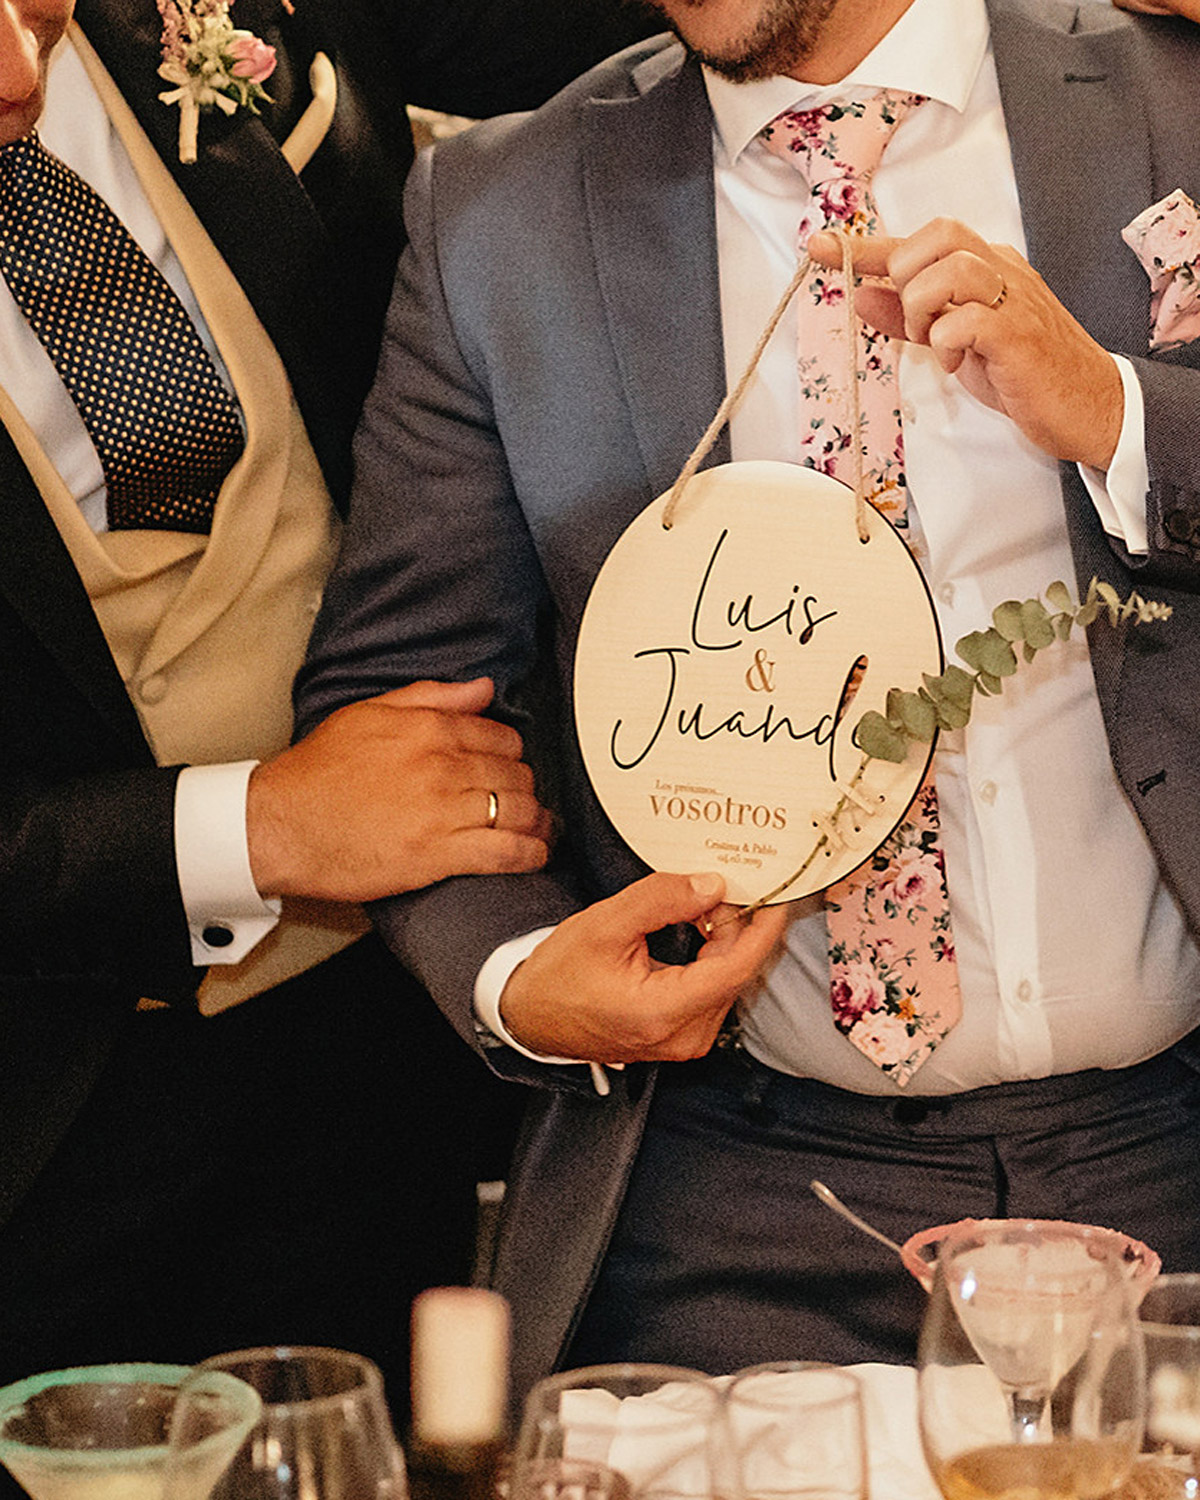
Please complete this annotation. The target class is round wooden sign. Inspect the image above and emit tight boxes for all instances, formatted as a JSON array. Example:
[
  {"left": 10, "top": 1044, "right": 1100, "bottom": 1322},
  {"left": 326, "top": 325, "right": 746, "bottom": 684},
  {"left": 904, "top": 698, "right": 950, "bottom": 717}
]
[{"left": 573, "top": 461, "right": 943, "bottom": 906}]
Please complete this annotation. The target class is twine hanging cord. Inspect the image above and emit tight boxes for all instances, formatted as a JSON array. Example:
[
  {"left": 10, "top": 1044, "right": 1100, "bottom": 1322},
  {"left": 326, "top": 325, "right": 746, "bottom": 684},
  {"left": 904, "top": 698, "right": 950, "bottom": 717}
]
[
  {"left": 662, "top": 229, "right": 875, "bottom": 542},
  {"left": 662, "top": 229, "right": 890, "bottom": 921}
]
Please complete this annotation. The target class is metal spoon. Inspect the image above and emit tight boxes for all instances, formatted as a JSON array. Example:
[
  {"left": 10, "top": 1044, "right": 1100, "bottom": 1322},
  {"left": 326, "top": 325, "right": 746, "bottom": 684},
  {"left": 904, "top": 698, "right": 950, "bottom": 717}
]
[{"left": 810, "top": 1179, "right": 906, "bottom": 1258}]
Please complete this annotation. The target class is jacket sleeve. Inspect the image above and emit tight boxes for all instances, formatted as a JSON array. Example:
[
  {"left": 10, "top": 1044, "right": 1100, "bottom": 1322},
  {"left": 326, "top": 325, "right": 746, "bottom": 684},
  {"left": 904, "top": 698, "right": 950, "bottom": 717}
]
[
  {"left": 1, "top": 764, "right": 198, "bottom": 1000},
  {"left": 294, "top": 146, "right": 592, "bottom": 1077},
  {"left": 1125, "top": 348, "right": 1200, "bottom": 586},
  {"left": 0, "top": 433, "right": 198, "bottom": 1000}
]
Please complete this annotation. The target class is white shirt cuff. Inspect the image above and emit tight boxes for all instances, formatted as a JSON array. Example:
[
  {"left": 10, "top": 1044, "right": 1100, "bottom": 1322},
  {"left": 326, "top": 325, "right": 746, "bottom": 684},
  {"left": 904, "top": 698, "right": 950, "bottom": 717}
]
[
  {"left": 1078, "top": 354, "right": 1149, "bottom": 556},
  {"left": 475, "top": 926, "right": 615, "bottom": 1095},
  {"left": 175, "top": 761, "right": 281, "bottom": 965}
]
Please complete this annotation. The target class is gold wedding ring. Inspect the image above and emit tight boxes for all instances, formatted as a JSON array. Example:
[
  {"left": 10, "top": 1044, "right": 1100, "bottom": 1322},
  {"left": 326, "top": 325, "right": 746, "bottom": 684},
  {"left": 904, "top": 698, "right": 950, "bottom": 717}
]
[
  {"left": 986, "top": 278, "right": 1008, "bottom": 310},
  {"left": 485, "top": 789, "right": 500, "bottom": 829}
]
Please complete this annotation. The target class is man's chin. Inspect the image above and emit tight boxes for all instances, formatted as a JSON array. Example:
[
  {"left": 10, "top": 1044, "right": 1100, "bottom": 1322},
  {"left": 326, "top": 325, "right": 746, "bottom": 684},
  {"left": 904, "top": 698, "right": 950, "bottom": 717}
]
[
  {"left": 685, "top": 43, "right": 786, "bottom": 83},
  {"left": 650, "top": 3, "right": 777, "bottom": 79},
  {"left": 648, "top": 0, "right": 837, "bottom": 84},
  {"left": 0, "top": 98, "right": 43, "bottom": 149}
]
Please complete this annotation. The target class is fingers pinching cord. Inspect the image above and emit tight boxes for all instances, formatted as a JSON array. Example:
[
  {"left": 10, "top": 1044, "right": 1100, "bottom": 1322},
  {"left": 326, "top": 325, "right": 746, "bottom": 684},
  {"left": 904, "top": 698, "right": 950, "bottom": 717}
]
[{"left": 485, "top": 789, "right": 500, "bottom": 829}]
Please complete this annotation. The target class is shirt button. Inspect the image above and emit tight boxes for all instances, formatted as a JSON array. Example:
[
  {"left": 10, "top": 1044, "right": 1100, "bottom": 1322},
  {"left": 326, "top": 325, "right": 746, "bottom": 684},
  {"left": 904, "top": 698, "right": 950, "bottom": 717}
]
[
  {"left": 901, "top": 400, "right": 917, "bottom": 424},
  {"left": 139, "top": 674, "right": 168, "bottom": 704},
  {"left": 978, "top": 780, "right": 998, "bottom": 805},
  {"left": 939, "top": 583, "right": 956, "bottom": 607},
  {"left": 1016, "top": 979, "right": 1033, "bottom": 1004}
]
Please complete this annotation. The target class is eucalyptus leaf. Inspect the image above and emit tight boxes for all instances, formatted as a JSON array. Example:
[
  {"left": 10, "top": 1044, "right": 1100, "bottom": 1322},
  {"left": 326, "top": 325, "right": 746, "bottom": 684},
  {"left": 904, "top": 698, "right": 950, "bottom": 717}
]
[
  {"left": 1045, "top": 580, "right": 1073, "bottom": 612},
  {"left": 885, "top": 687, "right": 910, "bottom": 727},
  {"left": 1094, "top": 580, "right": 1121, "bottom": 624},
  {"left": 1076, "top": 600, "right": 1100, "bottom": 627},
  {"left": 897, "top": 691, "right": 937, "bottom": 742},
  {"left": 922, "top": 673, "right": 973, "bottom": 729},
  {"left": 854, "top": 711, "right": 908, "bottom": 763},
  {"left": 955, "top": 631, "right": 988, "bottom": 672},
  {"left": 937, "top": 664, "right": 976, "bottom": 709},
  {"left": 958, "top": 629, "right": 1017, "bottom": 678},
  {"left": 940, "top": 699, "right": 973, "bottom": 730},
  {"left": 1019, "top": 599, "right": 1055, "bottom": 649},
  {"left": 991, "top": 600, "right": 1024, "bottom": 642}
]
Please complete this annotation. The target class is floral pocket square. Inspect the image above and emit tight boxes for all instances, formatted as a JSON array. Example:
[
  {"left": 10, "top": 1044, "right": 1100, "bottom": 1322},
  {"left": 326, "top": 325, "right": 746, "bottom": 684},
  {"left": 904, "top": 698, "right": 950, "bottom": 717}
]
[{"left": 1122, "top": 188, "right": 1200, "bottom": 351}]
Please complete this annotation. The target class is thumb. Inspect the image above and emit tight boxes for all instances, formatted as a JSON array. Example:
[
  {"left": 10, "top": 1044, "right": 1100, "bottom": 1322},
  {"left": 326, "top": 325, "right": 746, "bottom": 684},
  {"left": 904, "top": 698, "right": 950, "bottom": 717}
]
[
  {"left": 852, "top": 282, "right": 907, "bottom": 340},
  {"left": 373, "top": 677, "right": 495, "bottom": 714},
  {"left": 602, "top": 871, "right": 727, "bottom": 944},
  {"left": 807, "top": 228, "right": 901, "bottom": 278}
]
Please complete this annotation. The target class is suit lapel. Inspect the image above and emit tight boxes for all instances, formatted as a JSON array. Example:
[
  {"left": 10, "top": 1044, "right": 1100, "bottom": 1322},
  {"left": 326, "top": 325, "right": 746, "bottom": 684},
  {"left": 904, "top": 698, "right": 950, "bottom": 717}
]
[
  {"left": 0, "top": 427, "right": 153, "bottom": 758},
  {"left": 583, "top": 47, "right": 731, "bottom": 500},
  {"left": 72, "top": 0, "right": 337, "bottom": 439},
  {"left": 986, "top": 0, "right": 1153, "bottom": 355}
]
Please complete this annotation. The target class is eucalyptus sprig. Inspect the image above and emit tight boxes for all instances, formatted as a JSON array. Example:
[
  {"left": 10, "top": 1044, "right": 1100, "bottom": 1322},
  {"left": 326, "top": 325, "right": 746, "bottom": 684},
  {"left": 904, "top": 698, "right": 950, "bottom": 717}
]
[
  {"left": 730, "top": 576, "right": 1172, "bottom": 918},
  {"left": 854, "top": 577, "right": 1173, "bottom": 764}
]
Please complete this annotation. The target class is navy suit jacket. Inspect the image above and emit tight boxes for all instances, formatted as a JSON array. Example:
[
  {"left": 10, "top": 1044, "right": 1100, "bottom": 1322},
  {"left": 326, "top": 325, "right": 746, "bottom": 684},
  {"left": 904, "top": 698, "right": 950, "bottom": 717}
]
[{"left": 297, "top": 0, "right": 1200, "bottom": 1396}]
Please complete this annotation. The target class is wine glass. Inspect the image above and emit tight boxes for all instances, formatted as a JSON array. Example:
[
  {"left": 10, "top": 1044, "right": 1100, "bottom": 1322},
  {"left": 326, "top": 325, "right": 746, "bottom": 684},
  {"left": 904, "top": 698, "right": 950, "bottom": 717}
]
[
  {"left": 722, "top": 1362, "right": 867, "bottom": 1500},
  {"left": 0, "top": 1362, "right": 258, "bottom": 1500},
  {"left": 900, "top": 1220, "right": 1161, "bottom": 1299},
  {"left": 1118, "top": 1273, "right": 1200, "bottom": 1500},
  {"left": 163, "top": 1346, "right": 405, "bottom": 1500},
  {"left": 511, "top": 1364, "right": 724, "bottom": 1500},
  {"left": 918, "top": 1220, "right": 1145, "bottom": 1500}
]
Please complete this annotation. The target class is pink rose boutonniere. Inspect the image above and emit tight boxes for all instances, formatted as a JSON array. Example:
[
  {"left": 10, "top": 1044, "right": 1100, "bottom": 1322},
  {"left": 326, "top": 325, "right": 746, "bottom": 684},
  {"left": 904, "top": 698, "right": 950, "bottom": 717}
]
[
  {"left": 1122, "top": 187, "right": 1200, "bottom": 351},
  {"left": 157, "top": 0, "right": 277, "bottom": 165}
]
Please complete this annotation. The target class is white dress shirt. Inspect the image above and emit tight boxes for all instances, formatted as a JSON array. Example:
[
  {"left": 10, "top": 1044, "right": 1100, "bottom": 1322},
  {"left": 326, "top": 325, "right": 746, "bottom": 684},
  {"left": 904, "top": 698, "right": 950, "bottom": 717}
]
[
  {"left": 1, "top": 39, "right": 279, "bottom": 964},
  {"left": 477, "top": 0, "right": 1200, "bottom": 1093},
  {"left": 719, "top": 0, "right": 1200, "bottom": 1093}
]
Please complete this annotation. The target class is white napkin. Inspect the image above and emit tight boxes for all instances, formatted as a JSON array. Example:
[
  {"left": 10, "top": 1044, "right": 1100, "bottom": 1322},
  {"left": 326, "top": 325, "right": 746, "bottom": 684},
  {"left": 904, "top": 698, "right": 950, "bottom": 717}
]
[
  {"left": 554, "top": 1365, "right": 940, "bottom": 1500},
  {"left": 560, "top": 1381, "right": 718, "bottom": 1499},
  {"left": 851, "top": 1363, "right": 944, "bottom": 1500}
]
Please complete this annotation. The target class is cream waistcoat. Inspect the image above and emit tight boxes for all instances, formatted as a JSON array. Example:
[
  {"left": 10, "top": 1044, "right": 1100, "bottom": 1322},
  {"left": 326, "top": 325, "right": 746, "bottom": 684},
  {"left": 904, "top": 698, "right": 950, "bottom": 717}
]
[{"left": 0, "top": 28, "right": 369, "bottom": 1012}]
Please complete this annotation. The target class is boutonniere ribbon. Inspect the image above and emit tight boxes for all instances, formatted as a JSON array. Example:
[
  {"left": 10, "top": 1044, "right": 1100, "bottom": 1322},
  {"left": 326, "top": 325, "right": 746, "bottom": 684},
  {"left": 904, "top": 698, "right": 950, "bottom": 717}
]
[
  {"left": 1122, "top": 187, "right": 1200, "bottom": 351},
  {"left": 157, "top": 0, "right": 278, "bottom": 165}
]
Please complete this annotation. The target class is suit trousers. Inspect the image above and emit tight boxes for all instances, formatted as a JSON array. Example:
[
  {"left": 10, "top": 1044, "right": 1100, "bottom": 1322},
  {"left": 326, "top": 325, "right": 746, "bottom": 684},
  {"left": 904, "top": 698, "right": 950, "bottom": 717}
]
[{"left": 566, "top": 1040, "right": 1200, "bottom": 1375}]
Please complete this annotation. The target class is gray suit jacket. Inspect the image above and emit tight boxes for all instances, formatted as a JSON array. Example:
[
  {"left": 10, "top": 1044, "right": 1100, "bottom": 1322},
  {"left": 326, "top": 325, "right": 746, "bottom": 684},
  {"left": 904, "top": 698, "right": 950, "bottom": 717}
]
[{"left": 297, "top": 0, "right": 1200, "bottom": 1397}]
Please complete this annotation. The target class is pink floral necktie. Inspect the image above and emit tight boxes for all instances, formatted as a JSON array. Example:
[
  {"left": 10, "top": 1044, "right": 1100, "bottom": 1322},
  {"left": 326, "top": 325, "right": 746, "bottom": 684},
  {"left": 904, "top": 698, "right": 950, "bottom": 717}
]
[{"left": 759, "top": 92, "right": 961, "bottom": 1087}]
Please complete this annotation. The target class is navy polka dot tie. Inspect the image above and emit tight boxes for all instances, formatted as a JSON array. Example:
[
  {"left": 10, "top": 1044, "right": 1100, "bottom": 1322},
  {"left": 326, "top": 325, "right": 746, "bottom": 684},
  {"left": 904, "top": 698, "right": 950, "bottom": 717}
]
[{"left": 0, "top": 132, "right": 244, "bottom": 533}]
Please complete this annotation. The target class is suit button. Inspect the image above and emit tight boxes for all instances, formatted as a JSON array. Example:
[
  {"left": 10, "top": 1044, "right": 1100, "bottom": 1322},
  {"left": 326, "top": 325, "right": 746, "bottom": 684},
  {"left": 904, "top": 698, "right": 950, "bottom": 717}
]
[
  {"left": 139, "top": 674, "right": 168, "bottom": 704},
  {"left": 202, "top": 924, "right": 235, "bottom": 949},
  {"left": 1164, "top": 508, "right": 1197, "bottom": 544}
]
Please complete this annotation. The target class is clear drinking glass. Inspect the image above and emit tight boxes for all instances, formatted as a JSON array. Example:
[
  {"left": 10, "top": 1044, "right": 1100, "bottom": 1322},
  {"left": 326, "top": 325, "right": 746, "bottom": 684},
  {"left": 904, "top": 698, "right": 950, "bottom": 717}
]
[
  {"left": 918, "top": 1220, "right": 1145, "bottom": 1500},
  {"left": 722, "top": 1362, "right": 866, "bottom": 1500},
  {"left": 1115, "top": 1273, "right": 1200, "bottom": 1500},
  {"left": 0, "top": 1362, "right": 258, "bottom": 1500},
  {"left": 163, "top": 1346, "right": 405, "bottom": 1500},
  {"left": 511, "top": 1364, "right": 723, "bottom": 1500}
]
